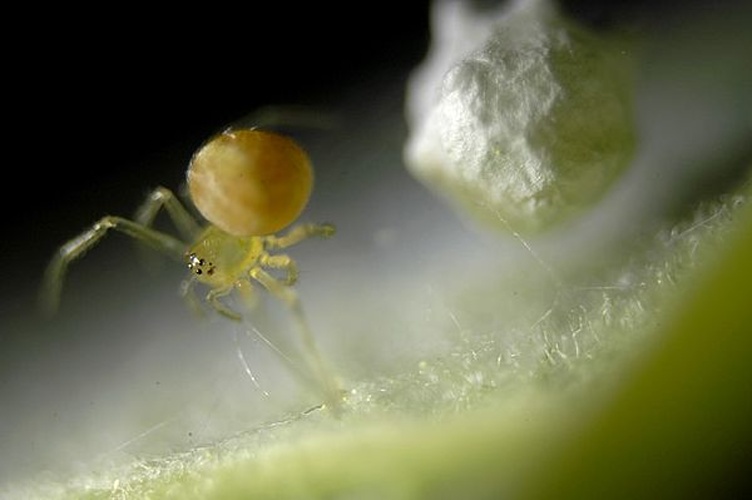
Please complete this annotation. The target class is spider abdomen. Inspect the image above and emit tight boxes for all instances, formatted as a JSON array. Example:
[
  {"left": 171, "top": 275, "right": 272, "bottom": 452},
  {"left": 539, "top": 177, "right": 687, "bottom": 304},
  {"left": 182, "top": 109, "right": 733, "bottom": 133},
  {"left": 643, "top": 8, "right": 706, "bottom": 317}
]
[{"left": 187, "top": 129, "right": 313, "bottom": 237}]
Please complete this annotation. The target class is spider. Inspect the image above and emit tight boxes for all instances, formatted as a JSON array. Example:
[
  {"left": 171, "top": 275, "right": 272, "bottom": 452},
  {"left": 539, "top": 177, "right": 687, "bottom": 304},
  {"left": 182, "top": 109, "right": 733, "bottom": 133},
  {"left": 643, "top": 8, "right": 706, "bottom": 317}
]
[
  {"left": 41, "top": 127, "right": 342, "bottom": 407},
  {"left": 42, "top": 128, "right": 334, "bottom": 320}
]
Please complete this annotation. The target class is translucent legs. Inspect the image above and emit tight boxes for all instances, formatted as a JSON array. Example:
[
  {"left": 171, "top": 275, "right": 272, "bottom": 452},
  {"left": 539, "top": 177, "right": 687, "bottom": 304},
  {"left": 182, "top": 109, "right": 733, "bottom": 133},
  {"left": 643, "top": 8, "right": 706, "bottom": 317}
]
[
  {"left": 262, "top": 223, "right": 336, "bottom": 285},
  {"left": 41, "top": 215, "right": 186, "bottom": 314},
  {"left": 266, "top": 223, "right": 336, "bottom": 249},
  {"left": 41, "top": 193, "right": 341, "bottom": 408},
  {"left": 192, "top": 222, "right": 336, "bottom": 320},
  {"left": 250, "top": 266, "right": 342, "bottom": 411},
  {"left": 133, "top": 186, "right": 202, "bottom": 241},
  {"left": 41, "top": 187, "right": 194, "bottom": 315},
  {"left": 198, "top": 222, "right": 340, "bottom": 409}
]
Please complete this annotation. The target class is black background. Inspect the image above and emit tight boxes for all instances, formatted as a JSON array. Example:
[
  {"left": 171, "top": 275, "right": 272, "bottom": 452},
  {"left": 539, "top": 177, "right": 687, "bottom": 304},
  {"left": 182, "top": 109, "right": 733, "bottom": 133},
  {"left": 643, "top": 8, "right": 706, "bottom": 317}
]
[
  {"left": 2, "top": 0, "right": 712, "bottom": 313},
  {"left": 5, "top": 4, "right": 437, "bottom": 310}
]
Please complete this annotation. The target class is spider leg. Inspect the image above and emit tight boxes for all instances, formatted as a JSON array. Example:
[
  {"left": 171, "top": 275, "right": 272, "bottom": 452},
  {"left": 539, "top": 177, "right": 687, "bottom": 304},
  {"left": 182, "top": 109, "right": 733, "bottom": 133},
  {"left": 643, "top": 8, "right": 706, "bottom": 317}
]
[
  {"left": 265, "top": 223, "right": 335, "bottom": 250},
  {"left": 249, "top": 267, "right": 299, "bottom": 309},
  {"left": 179, "top": 276, "right": 205, "bottom": 317},
  {"left": 235, "top": 278, "right": 260, "bottom": 312},
  {"left": 133, "top": 186, "right": 202, "bottom": 241},
  {"left": 206, "top": 286, "right": 242, "bottom": 320},
  {"left": 41, "top": 216, "right": 186, "bottom": 314},
  {"left": 259, "top": 253, "right": 299, "bottom": 285},
  {"left": 250, "top": 267, "right": 341, "bottom": 410}
]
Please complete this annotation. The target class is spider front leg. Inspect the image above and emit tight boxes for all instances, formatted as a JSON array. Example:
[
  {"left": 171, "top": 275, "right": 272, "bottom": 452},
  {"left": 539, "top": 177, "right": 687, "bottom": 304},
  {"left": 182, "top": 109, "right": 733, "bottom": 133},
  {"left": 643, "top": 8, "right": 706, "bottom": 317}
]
[
  {"left": 265, "top": 223, "right": 336, "bottom": 250},
  {"left": 260, "top": 223, "right": 335, "bottom": 285},
  {"left": 41, "top": 216, "right": 186, "bottom": 314},
  {"left": 260, "top": 253, "right": 299, "bottom": 285},
  {"left": 206, "top": 285, "right": 242, "bottom": 320},
  {"left": 189, "top": 278, "right": 260, "bottom": 321},
  {"left": 250, "top": 267, "right": 300, "bottom": 310},
  {"left": 250, "top": 267, "right": 342, "bottom": 409},
  {"left": 134, "top": 186, "right": 202, "bottom": 242},
  {"left": 179, "top": 276, "right": 206, "bottom": 317}
]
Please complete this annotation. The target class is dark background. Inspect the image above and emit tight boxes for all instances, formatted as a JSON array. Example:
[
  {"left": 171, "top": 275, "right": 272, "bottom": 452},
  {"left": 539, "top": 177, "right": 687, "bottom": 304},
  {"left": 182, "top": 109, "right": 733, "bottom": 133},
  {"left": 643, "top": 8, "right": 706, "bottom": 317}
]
[
  {"left": 1, "top": 0, "right": 713, "bottom": 315},
  {"left": 5, "top": 4, "right": 438, "bottom": 315}
]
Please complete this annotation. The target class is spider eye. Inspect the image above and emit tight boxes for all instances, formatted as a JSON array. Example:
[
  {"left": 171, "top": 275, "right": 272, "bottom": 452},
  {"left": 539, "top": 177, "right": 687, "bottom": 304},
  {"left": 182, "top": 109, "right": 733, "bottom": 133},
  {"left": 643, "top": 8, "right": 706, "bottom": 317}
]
[
  {"left": 186, "top": 253, "right": 204, "bottom": 274},
  {"left": 185, "top": 252, "right": 217, "bottom": 278},
  {"left": 187, "top": 129, "right": 313, "bottom": 237}
]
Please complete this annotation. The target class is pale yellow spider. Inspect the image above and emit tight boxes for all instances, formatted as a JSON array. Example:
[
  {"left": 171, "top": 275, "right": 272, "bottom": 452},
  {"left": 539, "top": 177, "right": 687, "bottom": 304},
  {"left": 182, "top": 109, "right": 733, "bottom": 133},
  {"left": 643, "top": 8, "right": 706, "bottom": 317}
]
[
  {"left": 41, "top": 128, "right": 340, "bottom": 406},
  {"left": 42, "top": 128, "right": 333, "bottom": 317}
]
